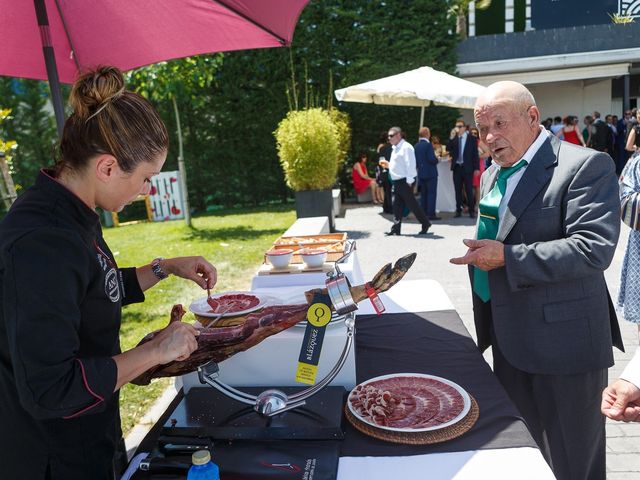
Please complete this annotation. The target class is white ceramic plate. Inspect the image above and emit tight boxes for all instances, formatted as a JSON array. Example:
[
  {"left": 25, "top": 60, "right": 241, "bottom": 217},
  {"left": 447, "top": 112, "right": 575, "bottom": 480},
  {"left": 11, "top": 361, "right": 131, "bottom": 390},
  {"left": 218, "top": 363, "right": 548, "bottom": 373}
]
[
  {"left": 189, "top": 291, "right": 270, "bottom": 318},
  {"left": 347, "top": 373, "right": 471, "bottom": 432}
]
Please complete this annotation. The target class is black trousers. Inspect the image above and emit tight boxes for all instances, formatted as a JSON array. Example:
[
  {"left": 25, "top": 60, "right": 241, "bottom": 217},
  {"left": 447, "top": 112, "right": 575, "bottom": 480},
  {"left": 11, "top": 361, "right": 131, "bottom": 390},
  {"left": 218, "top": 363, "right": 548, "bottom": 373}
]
[
  {"left": 492, "top": 338, "right": 607, "bottom": 480},
  {"left": 391, "top": 179, "right": 430, "bottom": 232},
  {"left": 452, "top": 164, "right": 475, "bottom": 214}
]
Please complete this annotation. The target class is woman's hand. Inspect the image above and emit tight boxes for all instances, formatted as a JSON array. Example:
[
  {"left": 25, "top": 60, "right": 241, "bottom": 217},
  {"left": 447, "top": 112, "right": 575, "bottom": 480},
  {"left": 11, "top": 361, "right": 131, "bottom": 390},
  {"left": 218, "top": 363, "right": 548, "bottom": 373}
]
[
  {"left": 113, "top": 319, "right": 200, "bottom": 389},
  {"left": 150, "top": 321, "right": 200, "bottom": 364},
  {"left": 163, "top": 256, "right": 217, "bottom": 290}
]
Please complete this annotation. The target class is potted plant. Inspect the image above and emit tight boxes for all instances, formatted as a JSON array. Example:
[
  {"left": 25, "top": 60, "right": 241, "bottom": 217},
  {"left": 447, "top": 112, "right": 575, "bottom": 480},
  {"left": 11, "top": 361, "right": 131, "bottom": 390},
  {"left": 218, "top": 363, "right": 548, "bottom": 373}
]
[{"left": 275, "top": 107, "right": 350, "bottom": 231}]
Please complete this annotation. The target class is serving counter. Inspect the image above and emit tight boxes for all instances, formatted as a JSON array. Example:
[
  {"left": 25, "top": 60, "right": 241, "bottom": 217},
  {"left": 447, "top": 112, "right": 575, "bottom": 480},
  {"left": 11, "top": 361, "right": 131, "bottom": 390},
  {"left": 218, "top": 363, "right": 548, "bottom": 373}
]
[{"left": 126, "top": 279, "right": 554, "bottom": 480}]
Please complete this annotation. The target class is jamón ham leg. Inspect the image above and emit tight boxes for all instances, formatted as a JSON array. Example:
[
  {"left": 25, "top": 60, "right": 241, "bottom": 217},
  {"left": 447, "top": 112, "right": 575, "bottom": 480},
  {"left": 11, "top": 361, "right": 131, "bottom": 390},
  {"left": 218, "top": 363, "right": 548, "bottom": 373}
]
[{"left": 131, "top": 253, "right": 416, "bottom": 385}]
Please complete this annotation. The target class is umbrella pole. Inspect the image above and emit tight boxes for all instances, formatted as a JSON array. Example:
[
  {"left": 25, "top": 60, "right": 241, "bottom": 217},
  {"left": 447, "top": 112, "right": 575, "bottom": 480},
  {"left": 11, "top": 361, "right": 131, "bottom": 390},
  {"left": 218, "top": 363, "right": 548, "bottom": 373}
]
[
  {"left": 419, "top": 105, "right": 425, "bottom": 129},
  {"left": 33, "top": 0, "right": 66, "bottom": 137}
]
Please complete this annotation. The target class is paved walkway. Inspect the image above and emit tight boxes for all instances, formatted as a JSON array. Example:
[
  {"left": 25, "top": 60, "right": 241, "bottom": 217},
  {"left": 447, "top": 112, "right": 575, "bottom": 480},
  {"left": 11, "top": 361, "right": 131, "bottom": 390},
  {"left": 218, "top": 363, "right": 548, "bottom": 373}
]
[{"left": 335, "top": 203, "right": 640, "bottom": 480}]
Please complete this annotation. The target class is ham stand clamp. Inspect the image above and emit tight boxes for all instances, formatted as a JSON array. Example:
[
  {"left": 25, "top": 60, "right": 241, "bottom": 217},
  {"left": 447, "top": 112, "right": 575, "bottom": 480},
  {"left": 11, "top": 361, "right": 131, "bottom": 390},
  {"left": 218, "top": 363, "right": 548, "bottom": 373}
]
[{"left": 195, "top": 264, "right": 357, "bottom": 418}]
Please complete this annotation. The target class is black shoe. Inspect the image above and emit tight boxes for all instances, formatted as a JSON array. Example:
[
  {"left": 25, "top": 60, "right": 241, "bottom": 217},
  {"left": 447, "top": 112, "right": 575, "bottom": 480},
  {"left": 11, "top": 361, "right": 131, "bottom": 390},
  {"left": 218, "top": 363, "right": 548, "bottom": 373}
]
[
  {"left": 454, "top": 211, "right": 462, "bottom": 218},
  {"left": 428, "top": 216, "right": 442, "bottom": 220},
  {"left": 385, "top": 229, "right": 401, "bottom": 236},
  {"left": 418, "top": 225, "right": 430, "bottom": 235},
  {"left": 469, "top": 212, "right": 476, "bottom": 219}
]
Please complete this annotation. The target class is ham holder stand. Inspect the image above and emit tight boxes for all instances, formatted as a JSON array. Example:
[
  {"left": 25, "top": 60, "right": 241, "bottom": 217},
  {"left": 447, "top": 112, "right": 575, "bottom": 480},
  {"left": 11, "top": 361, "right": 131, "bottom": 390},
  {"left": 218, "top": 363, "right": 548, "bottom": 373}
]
[{"left": 161, "top": 250, "right": 360, "bottom": 441}]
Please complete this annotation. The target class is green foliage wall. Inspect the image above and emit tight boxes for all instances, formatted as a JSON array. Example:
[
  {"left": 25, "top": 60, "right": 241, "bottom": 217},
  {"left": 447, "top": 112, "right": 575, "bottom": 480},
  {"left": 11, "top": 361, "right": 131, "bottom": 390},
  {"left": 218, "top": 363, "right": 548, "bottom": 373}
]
[{"left": 1, "top": 0, "right": 459, "bottom": 211}]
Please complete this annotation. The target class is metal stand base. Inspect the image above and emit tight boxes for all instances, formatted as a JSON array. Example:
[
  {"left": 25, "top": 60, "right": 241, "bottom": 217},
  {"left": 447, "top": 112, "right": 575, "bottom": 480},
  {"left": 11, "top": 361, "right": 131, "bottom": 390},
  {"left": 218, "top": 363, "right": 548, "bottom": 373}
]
[{"left": 162, "top": 386, "right": 346, "bottom": 440}]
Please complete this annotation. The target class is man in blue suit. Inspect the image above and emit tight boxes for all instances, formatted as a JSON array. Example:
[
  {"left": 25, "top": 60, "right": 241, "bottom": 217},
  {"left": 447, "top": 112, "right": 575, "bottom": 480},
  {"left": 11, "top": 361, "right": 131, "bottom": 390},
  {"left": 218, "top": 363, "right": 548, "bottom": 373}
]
[
  {"left": 447, "top": 120, "right": 479, "bottom": 217},
  {"left": 414, "top": 127, "right": 440, "bottom": 220}
]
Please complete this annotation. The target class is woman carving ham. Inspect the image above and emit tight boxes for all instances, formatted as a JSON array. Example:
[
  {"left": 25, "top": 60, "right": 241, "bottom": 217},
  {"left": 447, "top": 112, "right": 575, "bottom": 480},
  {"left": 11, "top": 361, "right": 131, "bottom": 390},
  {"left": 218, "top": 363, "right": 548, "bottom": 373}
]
[{"left": 0, "top": 66, "right": 216, "bottom": 480}]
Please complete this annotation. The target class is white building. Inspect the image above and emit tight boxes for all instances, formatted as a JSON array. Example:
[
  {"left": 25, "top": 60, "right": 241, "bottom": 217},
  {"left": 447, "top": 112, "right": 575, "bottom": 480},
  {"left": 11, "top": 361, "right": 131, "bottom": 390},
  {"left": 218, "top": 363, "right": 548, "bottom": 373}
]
[{"left": 457, "top": 0, "right": 640, "bottom": 124}]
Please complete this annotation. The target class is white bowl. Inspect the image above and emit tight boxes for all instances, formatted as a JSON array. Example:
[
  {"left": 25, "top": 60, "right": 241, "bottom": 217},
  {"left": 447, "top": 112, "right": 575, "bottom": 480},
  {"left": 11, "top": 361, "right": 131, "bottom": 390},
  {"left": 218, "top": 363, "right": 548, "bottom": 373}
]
[
  {"left": 265, "top": 249, "right": 293, "bottom": 269},
  {"left": 299, "top": 248, "right": 328, "bottom": 268}
]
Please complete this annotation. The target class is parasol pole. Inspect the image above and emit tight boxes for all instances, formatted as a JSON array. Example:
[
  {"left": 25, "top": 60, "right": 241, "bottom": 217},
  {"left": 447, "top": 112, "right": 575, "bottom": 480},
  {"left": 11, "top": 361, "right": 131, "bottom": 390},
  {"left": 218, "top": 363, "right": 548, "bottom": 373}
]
[
  {"left": 419, "top": 105, "right": 425, "bottom": 129},
  {"left": 33, "top": 0, "right": 66, "bottom": 137}
]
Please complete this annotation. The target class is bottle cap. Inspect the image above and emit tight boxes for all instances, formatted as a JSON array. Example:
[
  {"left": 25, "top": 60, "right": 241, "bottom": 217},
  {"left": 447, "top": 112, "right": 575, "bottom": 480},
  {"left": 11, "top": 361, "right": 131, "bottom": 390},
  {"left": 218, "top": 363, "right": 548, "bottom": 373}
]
[{"left": 192, "top": 449, "right": 211, "bottom": 465}]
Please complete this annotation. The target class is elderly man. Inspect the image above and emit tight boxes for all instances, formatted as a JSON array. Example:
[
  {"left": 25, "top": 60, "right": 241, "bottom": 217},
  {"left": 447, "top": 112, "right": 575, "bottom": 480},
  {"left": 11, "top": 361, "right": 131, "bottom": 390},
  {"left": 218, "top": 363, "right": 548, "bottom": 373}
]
[
  {"left": 385, "top": 127, "right": 431, "bottom": 236},
  {"left": 450, "top": 81, "right": 623, "bottom": 480}
]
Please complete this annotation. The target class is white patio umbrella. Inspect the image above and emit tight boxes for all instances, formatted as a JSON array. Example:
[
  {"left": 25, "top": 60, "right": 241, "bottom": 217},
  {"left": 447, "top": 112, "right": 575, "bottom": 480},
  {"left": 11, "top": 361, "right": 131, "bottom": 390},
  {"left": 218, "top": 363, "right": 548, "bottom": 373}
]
[{"left": 334, "top": 66, "right": 486, "bottom": 127}]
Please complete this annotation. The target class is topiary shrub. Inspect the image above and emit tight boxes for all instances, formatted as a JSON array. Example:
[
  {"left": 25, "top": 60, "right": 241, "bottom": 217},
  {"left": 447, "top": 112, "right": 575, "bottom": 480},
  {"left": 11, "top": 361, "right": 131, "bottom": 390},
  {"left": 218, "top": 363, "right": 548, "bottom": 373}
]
[{"left": 274, "top": 108, "right": 341, "bottom": 191}]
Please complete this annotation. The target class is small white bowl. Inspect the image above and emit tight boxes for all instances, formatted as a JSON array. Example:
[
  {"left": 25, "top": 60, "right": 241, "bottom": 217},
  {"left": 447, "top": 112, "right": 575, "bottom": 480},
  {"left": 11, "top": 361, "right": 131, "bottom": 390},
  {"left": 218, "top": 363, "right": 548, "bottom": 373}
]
[
  {"left": 266, "top": 249, "right": 293, "bottom": 269},
  {"left": 299, "top": 248, "right": 328, "bottom": 268}
]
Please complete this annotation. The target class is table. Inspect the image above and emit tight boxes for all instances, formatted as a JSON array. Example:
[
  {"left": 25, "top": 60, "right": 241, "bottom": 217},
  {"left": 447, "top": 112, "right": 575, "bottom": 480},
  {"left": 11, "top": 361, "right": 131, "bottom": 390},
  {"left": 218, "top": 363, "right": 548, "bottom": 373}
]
[
  {"left": 251, "top": 247, "right": 364, "bottom": 290},
  {"left": 129, "top": 281, "right": 554, "bottom": 480},
  {"left": 436, "top": 159, "right": 456, "bottom": 213}
]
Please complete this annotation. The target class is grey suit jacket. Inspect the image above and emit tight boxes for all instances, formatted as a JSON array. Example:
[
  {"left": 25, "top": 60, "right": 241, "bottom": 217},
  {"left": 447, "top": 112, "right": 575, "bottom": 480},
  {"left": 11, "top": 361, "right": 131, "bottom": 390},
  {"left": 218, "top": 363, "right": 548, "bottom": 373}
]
[{"left": 471, "top": 134, "right": 624, "bottom": 375}]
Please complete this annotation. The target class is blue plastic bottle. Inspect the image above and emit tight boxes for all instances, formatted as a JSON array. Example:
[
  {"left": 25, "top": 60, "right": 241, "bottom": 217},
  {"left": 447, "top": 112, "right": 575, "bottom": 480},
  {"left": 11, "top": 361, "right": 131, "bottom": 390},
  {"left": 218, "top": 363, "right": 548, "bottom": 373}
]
[{"left": 187, "top": 450, "right": 220, "bottom": 480}]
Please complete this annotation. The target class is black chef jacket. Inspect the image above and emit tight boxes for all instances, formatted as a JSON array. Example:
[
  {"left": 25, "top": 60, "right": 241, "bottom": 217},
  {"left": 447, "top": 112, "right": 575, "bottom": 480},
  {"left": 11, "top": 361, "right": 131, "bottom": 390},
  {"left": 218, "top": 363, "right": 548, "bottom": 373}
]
[{"left": 0, "top": 170, "right": 145, "bottom": 480}]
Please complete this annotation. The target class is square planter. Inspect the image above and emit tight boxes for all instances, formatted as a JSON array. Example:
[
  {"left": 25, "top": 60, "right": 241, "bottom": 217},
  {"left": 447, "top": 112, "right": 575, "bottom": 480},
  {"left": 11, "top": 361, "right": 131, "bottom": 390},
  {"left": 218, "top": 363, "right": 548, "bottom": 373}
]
[{"left": 294, "top": 189, "right": 335, "bottom": 232}]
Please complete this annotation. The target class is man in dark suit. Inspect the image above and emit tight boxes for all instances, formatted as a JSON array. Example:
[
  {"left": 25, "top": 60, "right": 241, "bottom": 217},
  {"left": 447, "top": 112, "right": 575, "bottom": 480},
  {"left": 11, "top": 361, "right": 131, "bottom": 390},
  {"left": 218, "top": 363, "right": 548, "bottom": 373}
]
[
  {"left": 451, "top": 81, "right": 623, "bottom": 480},
  {"left": 447, "top": 120, "right": 479, "bottom": 217},
  {"left": 414, "top": 127, "right": 440, "bottom": 220}
]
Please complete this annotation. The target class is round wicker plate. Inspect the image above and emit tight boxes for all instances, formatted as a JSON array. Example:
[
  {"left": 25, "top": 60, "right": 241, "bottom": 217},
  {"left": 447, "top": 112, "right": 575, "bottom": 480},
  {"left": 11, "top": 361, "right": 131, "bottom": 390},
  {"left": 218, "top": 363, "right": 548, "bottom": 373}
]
[{"left": 345, "top": 396, "right": 479, "bottom": 445}]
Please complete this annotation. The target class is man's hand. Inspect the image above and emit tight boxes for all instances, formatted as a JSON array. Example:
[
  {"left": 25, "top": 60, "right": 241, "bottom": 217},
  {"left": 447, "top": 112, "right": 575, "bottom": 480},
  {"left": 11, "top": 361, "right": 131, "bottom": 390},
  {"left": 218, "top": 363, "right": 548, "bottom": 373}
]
[
  {"left": 602, "top": 379, "right": 640, "bottom": 422},
  {"left": 449, "top": 239, "right": 505, "bottom": 271}
]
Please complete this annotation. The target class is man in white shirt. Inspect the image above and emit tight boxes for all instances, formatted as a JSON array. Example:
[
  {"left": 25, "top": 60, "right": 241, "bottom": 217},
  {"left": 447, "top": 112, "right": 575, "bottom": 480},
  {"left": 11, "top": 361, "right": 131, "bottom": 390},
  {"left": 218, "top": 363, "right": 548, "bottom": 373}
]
[{"left": 385, "top": 127, "right": 431, "bottom": 236}]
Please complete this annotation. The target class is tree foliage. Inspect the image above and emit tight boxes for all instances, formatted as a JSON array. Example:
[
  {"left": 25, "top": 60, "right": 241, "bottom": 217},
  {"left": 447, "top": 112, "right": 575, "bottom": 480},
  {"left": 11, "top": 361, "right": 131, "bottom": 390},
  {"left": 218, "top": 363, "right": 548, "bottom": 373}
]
[{"left": 0, "top": 79, "right": 58, "bottom": 193}]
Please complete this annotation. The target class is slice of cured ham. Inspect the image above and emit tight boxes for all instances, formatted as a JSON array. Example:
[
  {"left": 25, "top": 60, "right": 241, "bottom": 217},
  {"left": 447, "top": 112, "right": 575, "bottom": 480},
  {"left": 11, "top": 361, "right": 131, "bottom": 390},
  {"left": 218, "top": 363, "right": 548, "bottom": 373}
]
[
  {"left": 348, "top": 374, "right": 468, "bottom": 430},
  {"left": 207, "top": 293, "right": 260, "bottom": 314}
]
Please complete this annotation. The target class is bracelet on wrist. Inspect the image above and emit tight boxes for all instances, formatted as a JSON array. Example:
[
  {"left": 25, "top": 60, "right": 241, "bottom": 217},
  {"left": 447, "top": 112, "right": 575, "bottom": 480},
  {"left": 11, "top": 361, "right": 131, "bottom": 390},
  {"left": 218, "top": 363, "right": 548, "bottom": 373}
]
[{"left": 151, "top": 257, "right": 169, "bottom": 280}]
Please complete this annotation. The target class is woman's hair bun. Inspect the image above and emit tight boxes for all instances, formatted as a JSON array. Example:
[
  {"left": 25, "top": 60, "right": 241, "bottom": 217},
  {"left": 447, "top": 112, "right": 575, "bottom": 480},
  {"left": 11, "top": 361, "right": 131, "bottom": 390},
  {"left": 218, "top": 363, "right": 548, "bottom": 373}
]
[{"left": 69, "top": 66, "right": 126, "bottom": 121}]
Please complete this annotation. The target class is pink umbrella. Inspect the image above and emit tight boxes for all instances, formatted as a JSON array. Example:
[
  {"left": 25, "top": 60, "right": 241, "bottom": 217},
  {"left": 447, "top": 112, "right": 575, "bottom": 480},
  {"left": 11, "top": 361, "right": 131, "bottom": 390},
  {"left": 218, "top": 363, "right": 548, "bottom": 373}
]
[{"left": 2, "top": 0, "right": 309, "bottom": 133}]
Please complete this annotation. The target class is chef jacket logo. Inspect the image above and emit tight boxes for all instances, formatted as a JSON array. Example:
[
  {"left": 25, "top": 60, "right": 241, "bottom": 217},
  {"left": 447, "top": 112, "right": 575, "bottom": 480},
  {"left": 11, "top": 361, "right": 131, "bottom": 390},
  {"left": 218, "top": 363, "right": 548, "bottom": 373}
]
[{"left": 104, "top": 268, "right": 120, "bottom": 303}]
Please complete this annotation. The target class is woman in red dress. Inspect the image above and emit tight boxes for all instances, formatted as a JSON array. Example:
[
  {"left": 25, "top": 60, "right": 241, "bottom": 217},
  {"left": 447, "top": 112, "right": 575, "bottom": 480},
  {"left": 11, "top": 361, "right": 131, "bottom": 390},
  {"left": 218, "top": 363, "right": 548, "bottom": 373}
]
[
  {"left": 557, "top": 115, "right": 586, "bottom": 146},
  {"left": 352, "top": 152, "right": 383, "bottom": 203}
]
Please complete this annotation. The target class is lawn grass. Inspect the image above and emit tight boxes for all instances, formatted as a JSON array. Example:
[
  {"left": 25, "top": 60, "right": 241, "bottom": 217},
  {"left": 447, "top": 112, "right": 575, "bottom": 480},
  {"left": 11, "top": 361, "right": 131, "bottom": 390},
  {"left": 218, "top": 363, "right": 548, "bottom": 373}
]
[{"left": 103, "top": 204, "right": 296, "bottom": 434}]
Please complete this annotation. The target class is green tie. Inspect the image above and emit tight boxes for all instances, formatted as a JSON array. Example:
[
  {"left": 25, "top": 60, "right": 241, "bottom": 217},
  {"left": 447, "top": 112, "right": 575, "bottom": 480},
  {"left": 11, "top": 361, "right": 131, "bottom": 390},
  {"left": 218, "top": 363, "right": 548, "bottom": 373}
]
[{"left": 473, "top": 159, "right": 527, "bottom": 302}]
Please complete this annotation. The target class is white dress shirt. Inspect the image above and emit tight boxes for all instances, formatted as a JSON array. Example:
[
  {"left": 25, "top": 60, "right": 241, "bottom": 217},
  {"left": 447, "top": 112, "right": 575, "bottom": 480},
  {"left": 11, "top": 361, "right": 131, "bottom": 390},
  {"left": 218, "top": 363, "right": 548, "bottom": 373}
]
[
  {"left": 497, "top": 127, "right": 550, "bottom": 222},
  {"left": 621, "top": 348, "right": 640, "bottom": 388},
  {"left": 389, "top": 139, "right": 417, "bottom": 184},
  {"left": 456, "top": 132, "right": 468, "bottom": 165}
]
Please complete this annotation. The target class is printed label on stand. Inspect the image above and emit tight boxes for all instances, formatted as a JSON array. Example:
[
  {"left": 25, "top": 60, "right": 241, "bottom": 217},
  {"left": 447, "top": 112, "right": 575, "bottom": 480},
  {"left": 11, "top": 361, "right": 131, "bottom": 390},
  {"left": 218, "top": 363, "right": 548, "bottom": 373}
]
[{"left": 295, "top": 293, "right": 332, "bottom": 385}]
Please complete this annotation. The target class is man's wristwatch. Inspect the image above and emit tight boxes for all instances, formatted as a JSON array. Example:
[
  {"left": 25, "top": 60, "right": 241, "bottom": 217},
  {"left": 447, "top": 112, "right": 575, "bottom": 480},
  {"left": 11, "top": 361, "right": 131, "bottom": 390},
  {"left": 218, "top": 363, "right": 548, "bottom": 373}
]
[{"left": 151, "top": 257, "right": 169, "bottom": 280}]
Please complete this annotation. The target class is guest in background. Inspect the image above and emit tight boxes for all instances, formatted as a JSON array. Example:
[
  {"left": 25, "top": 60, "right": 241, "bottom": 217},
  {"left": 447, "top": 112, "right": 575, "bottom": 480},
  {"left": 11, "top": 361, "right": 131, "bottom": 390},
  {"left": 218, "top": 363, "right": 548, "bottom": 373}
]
[
  {"left": 447, "top": 119, "right": 479, "bottom": 218},
  {"left": 556, "top": 116, "right": 585, "bottom": 146},
  {"left": 583, "top": 115, "right": 593, "bottom": 147},
  {"left": 550, "top": 116, "right": 564, "bottom": 137},
  {"left": 626, "top": 110, "right": 640, "bottom": 156},
  {"left": 470, "top": 127, "right": 488, "bottom": 211},
  {"left": 376, "top": 132, "right": 393, "bottom": 214},
  {"left": 414, "top": 127, "right": 440, "bottom": 220},
  {"left": 617, "top": 152, "right": 640, "bottom": 341},
  {"left": 385, "top": 126, "right": 431, "bottom": 236},
  {"left": 616, "top": 113, "right": 628, "bottom": 175},
  {"left": 352, "top": 152, "right": 383, "bottom": 204}
]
